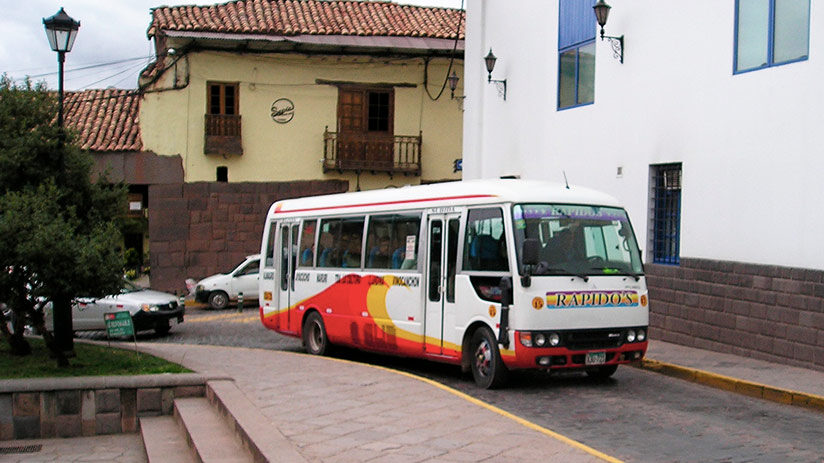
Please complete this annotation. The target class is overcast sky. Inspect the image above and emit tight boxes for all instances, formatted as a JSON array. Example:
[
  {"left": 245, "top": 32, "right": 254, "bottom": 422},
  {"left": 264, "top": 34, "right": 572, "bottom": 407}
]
[{"left": 0, "top": 0, "right": 464, "bottom": 91}]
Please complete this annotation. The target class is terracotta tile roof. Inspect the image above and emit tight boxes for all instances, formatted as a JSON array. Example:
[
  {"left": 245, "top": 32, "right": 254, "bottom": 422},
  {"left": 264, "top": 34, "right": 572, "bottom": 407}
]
[
  {"left": 149, "top": 0, "right": 465, "bottom": 39},
  {"left": 64, "top": 89, "right": 142, "bottom": 152}
]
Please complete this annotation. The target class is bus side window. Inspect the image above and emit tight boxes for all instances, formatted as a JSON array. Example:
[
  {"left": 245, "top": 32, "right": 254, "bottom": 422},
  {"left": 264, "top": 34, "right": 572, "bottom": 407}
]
[
  {"left": 365, "top": 213, "right": 421, "bottom": 270},
  {"left": 265, "top": 222, "right": 276, "bottom": 267},
  {"left": 317, "top": 219, "right": 340, "bottom": 268},
  {"left": 463, "top": 208, "right": 509, "bottom": 272},
  {"left": 298, "top": 220, "right": 317, "bottom": 267}
]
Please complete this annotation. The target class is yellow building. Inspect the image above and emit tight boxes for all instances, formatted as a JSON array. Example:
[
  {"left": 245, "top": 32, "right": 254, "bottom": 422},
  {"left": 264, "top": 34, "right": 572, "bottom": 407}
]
[
  {"left": 134, "top": 0, "right": 466, "bottom": 291},
  {"left": 141, "top": 0, "right": 465, "bottom": 191}
]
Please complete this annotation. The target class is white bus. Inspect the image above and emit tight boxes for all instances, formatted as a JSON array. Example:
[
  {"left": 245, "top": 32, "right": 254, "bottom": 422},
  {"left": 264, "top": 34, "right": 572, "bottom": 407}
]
[{"left": 259, "top": 179, "right": 649, "bottom": 388}]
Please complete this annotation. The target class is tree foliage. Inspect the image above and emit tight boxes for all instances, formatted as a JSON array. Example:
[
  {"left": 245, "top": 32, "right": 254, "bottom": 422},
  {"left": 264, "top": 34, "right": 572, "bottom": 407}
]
[{"left": 0, "top": 75, "right": 127, "bottom": 362}]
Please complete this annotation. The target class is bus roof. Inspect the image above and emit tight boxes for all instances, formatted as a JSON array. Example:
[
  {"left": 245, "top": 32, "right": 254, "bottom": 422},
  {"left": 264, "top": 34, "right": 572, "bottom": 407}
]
[{"left": 268, "top": 179, "right": 624, "bottom": 217}]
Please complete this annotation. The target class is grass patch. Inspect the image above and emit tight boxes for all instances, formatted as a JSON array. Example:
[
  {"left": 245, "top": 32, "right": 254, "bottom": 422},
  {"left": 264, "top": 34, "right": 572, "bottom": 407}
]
[{"left": 0, "top": 337, "right": 191, "bottom": 379}]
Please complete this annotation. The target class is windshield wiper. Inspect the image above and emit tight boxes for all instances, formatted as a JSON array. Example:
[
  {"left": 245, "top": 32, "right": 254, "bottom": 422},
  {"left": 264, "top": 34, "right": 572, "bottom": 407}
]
[
  {"left": 533, "top": 263, "right": 589, "bottom": 282},
  {"left": 589, "top": 267, "right": 642, "bottom": 281}
]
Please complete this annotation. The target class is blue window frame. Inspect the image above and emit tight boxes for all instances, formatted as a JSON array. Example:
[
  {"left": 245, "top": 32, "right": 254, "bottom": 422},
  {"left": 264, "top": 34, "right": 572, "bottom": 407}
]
[
  {"left": 650, "top": 163, "right": 682, "bottom": 265},
  {"left": 558, "top": 0, "right": 596, "bottom": 110},
  {"left": 734, "top": 0, "right": 810, "bottom": 74}
]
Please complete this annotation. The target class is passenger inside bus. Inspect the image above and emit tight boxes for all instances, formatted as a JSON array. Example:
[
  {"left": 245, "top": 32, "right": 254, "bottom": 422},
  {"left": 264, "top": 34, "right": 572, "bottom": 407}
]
[
  {"left": 367, "top": 236, "right": 392, "bottom": 268},
  {"left": 341, "top": 233, "right": 362, "bottom": 268}
]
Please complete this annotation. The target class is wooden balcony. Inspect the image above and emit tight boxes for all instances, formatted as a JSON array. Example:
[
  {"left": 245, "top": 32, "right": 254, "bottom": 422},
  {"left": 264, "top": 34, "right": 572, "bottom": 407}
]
[
  {"left": 204, "top": 114, "right": 242, "bottom": 155},
  {"left": 323, "top": 127, "right": 421, "bottom": 176}
]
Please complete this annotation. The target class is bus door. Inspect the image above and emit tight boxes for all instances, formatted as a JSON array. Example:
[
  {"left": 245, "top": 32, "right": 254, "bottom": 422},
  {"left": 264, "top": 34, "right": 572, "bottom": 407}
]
[
  {"left": 424, "top": 214, "right": 460, "bottom": 355},
  {"left": 277, "top": 222, "right": 299, "bottom": 333}
]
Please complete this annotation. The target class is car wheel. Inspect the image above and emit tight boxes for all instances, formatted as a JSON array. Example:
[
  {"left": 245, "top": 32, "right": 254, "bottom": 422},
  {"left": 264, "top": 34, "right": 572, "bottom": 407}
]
[
  {"left": 469, "top": 327, "right": 508, "bottom": 389},
  {"left": 154, "top": 320, "right": 171, "bottom": 336},
  {"left": 585, "top": 364, "right": 618, "bottom": 380},
  {"left": 208, "top": 291, "right": 229, "bottom": 310},
  {"left": 302, "top": 312, "right": 329, "bottom": 355}
]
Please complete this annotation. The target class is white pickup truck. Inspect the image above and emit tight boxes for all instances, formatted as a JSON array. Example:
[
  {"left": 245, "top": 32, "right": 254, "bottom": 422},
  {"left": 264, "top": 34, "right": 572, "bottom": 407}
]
[{"left": 193, "top": 254, "right": 260, "bottom": 310}]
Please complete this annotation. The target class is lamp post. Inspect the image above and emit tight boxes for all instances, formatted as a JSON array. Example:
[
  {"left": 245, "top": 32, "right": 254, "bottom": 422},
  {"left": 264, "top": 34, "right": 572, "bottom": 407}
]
[
  {"left": 43, "top": 8, "right": 80, "bottom": 358},
  {"left": 43, "top": 8, "right": 80, "bottom": 136}
]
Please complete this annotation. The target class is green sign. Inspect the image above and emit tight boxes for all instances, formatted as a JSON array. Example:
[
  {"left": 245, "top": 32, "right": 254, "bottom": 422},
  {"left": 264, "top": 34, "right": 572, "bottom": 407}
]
[{"left": 104, "top": 311, "right": 135, "bottom": 337}]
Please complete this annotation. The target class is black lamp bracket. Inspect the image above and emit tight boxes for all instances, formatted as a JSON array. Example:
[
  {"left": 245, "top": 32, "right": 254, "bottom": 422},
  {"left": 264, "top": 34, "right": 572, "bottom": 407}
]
[
  {"left": 487, "top": 75, "right": 507, "bottom": 101},
  {"left": 600, "top": 30, "right": 624, "bottom": 63}
]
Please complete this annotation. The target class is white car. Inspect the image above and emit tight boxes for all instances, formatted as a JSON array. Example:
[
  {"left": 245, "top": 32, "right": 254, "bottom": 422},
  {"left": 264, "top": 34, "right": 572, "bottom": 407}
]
[
  {"left": 194, "top": 254, "right": 260, "bottom": 310},
  {"left": 45, "top": 280, "right": 184, "bottom": 335}
]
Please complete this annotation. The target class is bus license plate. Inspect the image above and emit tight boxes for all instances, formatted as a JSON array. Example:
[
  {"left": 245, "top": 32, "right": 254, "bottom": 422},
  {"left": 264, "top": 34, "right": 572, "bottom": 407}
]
[{"left": 585, "top": 352, "right": 606, "bottom": 365}]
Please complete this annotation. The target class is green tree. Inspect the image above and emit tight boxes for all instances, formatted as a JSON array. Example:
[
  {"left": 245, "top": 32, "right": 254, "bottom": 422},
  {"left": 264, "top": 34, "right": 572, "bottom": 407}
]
[{"left": 0, "top": 75, "right": 126, "bottom": 365}]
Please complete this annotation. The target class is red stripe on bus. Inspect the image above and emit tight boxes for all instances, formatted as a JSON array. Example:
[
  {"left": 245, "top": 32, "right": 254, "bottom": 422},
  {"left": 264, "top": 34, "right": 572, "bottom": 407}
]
[{"left": 273, "top": 194, "right": 496, "bottom": 214}]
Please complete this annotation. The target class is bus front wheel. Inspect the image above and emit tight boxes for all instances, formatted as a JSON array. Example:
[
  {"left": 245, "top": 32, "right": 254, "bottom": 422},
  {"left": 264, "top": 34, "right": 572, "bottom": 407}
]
[
  {"left": 303, "top": 312, "right": 329, "bottom": 356},
  {"left": 470, "top": 327, "right": 508, "bottom": 389}
]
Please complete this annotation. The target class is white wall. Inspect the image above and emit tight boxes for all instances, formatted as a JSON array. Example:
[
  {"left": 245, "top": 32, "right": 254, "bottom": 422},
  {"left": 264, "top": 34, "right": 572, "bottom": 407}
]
[{"left": 464, "top": 0, "right": 824, "bottom": 270}]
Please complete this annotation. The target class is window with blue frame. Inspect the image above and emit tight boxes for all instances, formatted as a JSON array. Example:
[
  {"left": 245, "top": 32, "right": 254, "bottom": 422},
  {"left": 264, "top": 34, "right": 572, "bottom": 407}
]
[
  {"left": 558, "top": 0, "right": 597, "bottom": 109},
  {"left": 649, "top": 164, "right": 682, "bottom": 265},
  {"left": 735, "top": 0, "right": 810, "bottom": 73}
]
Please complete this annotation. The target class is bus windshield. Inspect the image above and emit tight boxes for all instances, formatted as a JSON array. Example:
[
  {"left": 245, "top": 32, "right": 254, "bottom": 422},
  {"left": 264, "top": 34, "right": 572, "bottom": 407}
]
[{"left": 513, "top": 204, "right": 643, "bottom": 277}]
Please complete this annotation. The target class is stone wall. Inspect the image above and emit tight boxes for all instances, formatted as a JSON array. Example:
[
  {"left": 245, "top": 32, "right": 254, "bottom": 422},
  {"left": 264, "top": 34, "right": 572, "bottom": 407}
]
[
  {"left": 646, "top": 258, "right": 824, "bottom": 371},
  {"left": 148, "top": 180, "right": 348, "bottom": 294},
  {"left": 0, "top": 374, "right": 212, "bottom": 440}
]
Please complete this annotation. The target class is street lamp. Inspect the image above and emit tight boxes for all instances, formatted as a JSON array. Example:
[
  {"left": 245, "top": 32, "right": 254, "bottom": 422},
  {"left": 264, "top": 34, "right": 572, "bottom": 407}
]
[
  {"left": 484, "top": 49, "right": 507, "bottom": 101},
  {"left": 43, "top": 8, "right": 79, "bottom": 358},
  {"left": 592, "top": 0, "right": 624, "bottom": 63},
  {"left": 43, "top": 8, "right": 80, "bottom": 132}
]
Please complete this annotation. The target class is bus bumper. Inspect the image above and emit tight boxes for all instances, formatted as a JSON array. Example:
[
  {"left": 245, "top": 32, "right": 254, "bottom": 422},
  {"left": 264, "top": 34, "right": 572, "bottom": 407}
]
[{"left": 502, "top": 337, "right": 648, "bottom": 371}]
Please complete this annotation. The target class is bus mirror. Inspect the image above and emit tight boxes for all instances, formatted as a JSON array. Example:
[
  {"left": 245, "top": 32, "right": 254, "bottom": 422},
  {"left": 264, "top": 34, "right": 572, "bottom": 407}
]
[{"left": 522, "top": 239, "right": 540, "bottom": 266}]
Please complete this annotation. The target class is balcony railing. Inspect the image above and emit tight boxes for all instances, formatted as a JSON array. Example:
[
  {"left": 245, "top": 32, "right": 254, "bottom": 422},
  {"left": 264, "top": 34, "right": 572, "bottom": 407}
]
[
  {"left": 323, "top": 127, "right": 421, "bottom": 176},
  {"left": 205, "top": 114, "right": 242, "bottom": 155}
]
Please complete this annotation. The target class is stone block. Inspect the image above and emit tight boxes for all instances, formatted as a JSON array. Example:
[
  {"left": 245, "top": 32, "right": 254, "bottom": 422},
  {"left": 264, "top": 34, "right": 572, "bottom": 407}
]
[
  {"left": 39, "top": 392, "right": 55, "bottom": 437},
  {"left": 96, "top": 389, "right": 120, "bottom": 413},
  {"left": 82, "top": 390, "right": 95, "bottom": 436},
  {"left": 95, "top": 412, "right": 121, "bottom": 435},
  {"left": 13, "top": 393, "right": 39, "bottom": 416},
  {"left": 120, "top": 389, "right": 137, "bottom": 433},
  {"left": 137, "top": 388, "right": 162, "bottom": 415},
  {"left": 161, "top": 388, "right": 175, "bottom": 415},
  {"left": 0, "top": 394, "right": 12, "bottom": 440},
  {"left": 56, "top": 390, "right": 81, "bottom": 415},
  {"left": 55, "top": 415, "right": 82, "bottom": 438},
  {"left": 174, "top": 385, "right": 205, "bottom": 398},
  {"left": 13, "top": 416, "right": 40, "bottom": 439}
]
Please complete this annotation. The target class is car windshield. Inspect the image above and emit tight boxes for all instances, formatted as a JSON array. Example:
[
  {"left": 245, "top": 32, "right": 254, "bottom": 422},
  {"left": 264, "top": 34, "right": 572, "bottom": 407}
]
[
  {"left": 513, "top": 204, "right": 644, "bottom": 277},
  {"left": 120, "top": 280, "right": 142, "bottom": 294},
  {"left": 226, "top": 258, "right": 250, "bottom": 274}
]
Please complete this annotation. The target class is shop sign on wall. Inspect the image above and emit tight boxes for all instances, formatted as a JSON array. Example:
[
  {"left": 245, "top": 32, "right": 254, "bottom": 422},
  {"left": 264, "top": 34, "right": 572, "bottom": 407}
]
[{"left": 271, "top": 98, "right": 295, "bottom": 124}]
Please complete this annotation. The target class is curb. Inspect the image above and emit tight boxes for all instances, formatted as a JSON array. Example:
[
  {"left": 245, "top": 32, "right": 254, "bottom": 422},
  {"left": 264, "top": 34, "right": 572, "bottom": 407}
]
[{"left": 636, "top": 359, "right": 824, "bottom": 414}]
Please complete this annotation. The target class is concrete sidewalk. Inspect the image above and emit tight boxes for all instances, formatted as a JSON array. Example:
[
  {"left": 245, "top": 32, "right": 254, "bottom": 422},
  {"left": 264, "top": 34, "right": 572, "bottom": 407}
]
[
  {"left": 639, "top": 341, "right": 824, "bottom": 411},
  {"left": 3, "top": 339, "right": 824, "bottom": 462},
  {"left": 135, "top": 342, "right": 612, "bottom": 462}
]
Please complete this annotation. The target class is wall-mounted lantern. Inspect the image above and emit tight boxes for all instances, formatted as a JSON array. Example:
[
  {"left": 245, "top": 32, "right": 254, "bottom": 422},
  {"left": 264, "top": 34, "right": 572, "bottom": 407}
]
[
  {"left": 593, "top": 0, "right": 624, "bottom": 63},
  {"left": 484, "top": 49, "right": 507, "bottom": 101}
]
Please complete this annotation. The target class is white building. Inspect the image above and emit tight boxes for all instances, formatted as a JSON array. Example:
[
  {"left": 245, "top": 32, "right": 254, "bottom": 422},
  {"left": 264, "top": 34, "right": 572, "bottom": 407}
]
[{"left": 463, "top": 0, "right": 824, "bottom": 370}]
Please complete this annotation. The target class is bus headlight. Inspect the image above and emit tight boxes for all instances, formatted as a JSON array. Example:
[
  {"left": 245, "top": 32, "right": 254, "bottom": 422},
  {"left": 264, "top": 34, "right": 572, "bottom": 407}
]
[
  {"left": 519, "top": 332, "right": 533, "bottom": 347},
  {"left": 534, "top": 333, "right": 547, "bottom": 347},
  {"left": 548, "top": 332, "right": 561, "bottom": 347},
  {"left": 626, "top": 329, "right": 636, "bottom": 343},
  {"left": 637, "top": 329, "right": 646, "bottom": 342}
]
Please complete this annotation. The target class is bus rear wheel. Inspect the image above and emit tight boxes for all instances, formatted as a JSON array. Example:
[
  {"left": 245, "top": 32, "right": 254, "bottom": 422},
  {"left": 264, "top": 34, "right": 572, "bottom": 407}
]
[
  {"left": 470, "top": 327, "right": 508, "bottom": 389},
  {"left": 302, "top": 312, "right": 329, "bottom": 356}
]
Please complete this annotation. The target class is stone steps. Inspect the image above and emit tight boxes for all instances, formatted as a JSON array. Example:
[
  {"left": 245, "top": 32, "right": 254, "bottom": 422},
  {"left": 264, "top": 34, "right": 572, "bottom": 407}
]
[
  {"left": 140, "top": 379, "right": 305, "bottom": 463},
  {"left": 173, "top": 397, "right": 252, "bottom": 463},
  {"left": 140, "top": 416, "right": 196, "bottom": 463}
]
